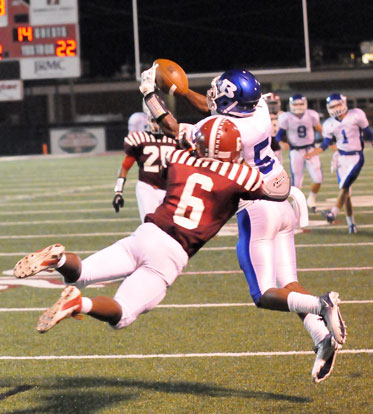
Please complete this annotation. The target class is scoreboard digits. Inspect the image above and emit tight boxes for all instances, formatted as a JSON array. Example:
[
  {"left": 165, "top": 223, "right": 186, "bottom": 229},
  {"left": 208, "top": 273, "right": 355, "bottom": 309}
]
[{"left": 0, "top": 0, "right": 80, "bottom": 79}]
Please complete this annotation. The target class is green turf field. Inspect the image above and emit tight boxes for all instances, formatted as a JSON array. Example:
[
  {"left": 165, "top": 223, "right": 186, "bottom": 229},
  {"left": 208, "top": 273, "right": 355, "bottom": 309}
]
[{"left": 0, "top": 148, "right": 372, "bottom": 414}]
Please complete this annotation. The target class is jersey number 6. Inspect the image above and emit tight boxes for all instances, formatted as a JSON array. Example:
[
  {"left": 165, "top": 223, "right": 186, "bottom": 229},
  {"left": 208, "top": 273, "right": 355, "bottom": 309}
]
[{"left": 173, "top": 173, "right": 213, "bottom": 230}]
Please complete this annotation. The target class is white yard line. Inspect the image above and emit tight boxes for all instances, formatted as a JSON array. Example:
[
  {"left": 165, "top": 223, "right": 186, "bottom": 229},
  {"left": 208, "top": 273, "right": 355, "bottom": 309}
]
[
  {"left": 0, "top": 300, "right": 371, "bottom": 312},
  {"left": 0, "top": 218, "right": 140, "bottom": 225},
  {"left": 0, "top": 349, "right": 371, "bottom": 361},
  {"left": 0, "top": 208, "right": 139, "bottom": 215}
]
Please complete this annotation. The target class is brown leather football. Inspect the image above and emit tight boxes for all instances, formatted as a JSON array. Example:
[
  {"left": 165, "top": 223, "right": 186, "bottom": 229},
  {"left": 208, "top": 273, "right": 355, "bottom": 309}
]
[{"left": 154, "top": 58, "right": 188, "bottom": 96}]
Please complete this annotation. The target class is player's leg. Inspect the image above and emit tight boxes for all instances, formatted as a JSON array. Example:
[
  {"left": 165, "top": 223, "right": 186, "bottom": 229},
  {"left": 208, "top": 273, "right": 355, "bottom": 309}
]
[
  {"left": 13, "top": 237, "right": 138, "bottom": 284},
  {"left": 36, "top": 223, "right": 188, "bottom": 332},
  {"left": 289, "top": 149, "right": 305, "bottom": 188},
  {"left": 136, "top": 181, "right": 166, "bottom": 222},
  {"left": 236, "top": 201, "right": 346, "bottom": 345},
  {"left": 325, "top": 153, "right": 364, "bottom": 231},
  {"left": 305, "top": 153, "right": 323, "bottom": 212},
  {"left": 272, "top": 222, "right": 338, "bottom": 383}
]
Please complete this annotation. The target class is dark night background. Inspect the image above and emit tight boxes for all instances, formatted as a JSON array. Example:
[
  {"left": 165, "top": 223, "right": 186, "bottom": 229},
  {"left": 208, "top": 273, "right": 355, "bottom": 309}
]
[{"left": 78, "top": 0, "right": 373, "bottom": 78}]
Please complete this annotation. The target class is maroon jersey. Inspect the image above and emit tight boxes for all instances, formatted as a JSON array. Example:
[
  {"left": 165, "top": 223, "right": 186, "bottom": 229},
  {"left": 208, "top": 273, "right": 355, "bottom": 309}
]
[
  {"left": 145, "top": 150, "right": 262, "bottom": 257},
  {"left": 124, "top": 131, "right": 176, "bottom": 189}
]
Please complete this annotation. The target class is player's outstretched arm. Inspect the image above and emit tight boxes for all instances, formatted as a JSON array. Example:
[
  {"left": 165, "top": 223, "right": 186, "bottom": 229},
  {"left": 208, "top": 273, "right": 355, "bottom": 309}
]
[
  {"left": 184, "top": 89, "right": 209, "bottom": 113},
  {"left": 112, "top": 156, "right": 135, "bottom": 213}
]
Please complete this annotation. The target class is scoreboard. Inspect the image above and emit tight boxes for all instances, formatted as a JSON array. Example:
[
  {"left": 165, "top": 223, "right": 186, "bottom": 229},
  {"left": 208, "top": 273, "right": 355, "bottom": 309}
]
[{"left": 0, "top": 0, "right": 80, "bottom": 80}]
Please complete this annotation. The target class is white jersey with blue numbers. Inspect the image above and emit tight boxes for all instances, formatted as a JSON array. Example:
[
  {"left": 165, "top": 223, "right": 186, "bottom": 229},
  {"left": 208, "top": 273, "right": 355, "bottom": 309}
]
[
  {"left": 194, "top": 97, "right": 284, "bottom": 184},
  {"left": 322, "top": 108, "right": 369, "bottom": 152},
  {"left": 278, "top": 109, "right": 320, "bottom": 147}
]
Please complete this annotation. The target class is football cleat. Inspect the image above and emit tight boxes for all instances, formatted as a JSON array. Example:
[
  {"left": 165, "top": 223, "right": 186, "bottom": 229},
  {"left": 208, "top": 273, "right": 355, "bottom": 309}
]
[
  {"left": 13, "top": 244, "right": 65, "bottom": 278},
  {"left": 312, "top": 333, "right": 340, "bottom": 383},
  {"left": 320, "top": 210, "right": 335, "bottom": 224},
  {"left": 319, "top": 292, "right": 347, "bottom": 345},
  {"left": 348, "top": 224, "right": 357, "bottom": 234},
  {"left": 36, "top": 286, "right": 82, "bottom": 333}
]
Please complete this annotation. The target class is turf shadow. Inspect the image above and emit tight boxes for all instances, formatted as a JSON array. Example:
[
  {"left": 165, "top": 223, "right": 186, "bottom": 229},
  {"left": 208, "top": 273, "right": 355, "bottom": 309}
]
[{"left": 2, "top": 376, "right": 312, "bottom": 413}]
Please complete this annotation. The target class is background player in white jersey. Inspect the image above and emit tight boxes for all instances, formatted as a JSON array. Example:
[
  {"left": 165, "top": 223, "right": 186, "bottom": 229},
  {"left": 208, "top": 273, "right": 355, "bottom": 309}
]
[
  {"left": 14, "top": 117, "right": 345, "bottom": 384},
  {"left": 139, "top": 66, "right": 347, "bottom": 383},
  {"left": 305, "top": 93, "right": 373, "bottom": 233},
  {"left": 263, "top": 92, "right": 283, "bottom": 164},
  {"left": 112, "top": 104, "right": 176, "bottom": 222},
  {"left": 275, "top": 94, "right": 324, "bottom": 213}
]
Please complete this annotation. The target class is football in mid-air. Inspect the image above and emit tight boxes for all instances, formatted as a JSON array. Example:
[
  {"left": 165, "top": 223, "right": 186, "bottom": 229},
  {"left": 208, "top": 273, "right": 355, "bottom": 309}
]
[{"left": 154, "top": 58, "right": 189, "bottom": 96}]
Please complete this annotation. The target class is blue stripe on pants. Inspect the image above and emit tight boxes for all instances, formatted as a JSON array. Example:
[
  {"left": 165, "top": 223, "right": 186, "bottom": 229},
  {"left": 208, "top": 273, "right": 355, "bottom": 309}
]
[{"left": 236, "top": 209, "right": 261, "bottom": 304}]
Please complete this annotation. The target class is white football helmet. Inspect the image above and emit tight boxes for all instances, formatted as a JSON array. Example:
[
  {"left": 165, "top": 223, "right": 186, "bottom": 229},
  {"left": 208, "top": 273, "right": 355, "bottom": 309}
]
[
  {"left": 289, "top": 94, "right": 307, "bottom": 115},
  {"left": 263, "top": 92, "right": 281, "bottom": 114},
  {"left": 326, "top": 93, "right": 348, "bottom": 118},
  {"left": 128, "top": 111, "right": 148, "bottom": 133}
]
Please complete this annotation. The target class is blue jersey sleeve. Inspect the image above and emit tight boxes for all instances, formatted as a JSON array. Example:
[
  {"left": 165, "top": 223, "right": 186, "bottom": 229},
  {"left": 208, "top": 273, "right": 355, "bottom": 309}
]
[
  {"left": 275, "top": 128, "right": 287, "bottom": 142},
  {"left": 362, "top": 126, "right": 373, "bottom": 143},
  {"left": 320, "top": 137, "right": 333, "bottom": 151}
]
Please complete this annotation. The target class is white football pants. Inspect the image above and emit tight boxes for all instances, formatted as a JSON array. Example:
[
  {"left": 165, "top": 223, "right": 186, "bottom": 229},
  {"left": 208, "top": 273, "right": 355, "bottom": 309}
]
[
  {"left": 236, "top": 199, "right": 298, "bottom": 304},
  {"left": 289, "top": 148, "right": 323, "bottom": 188},
  {"left": 136, "top": 180, "right": 166, "bottom": 222},
  {"left": 74, "top": 223, "right": 188, "bottom": 329}
]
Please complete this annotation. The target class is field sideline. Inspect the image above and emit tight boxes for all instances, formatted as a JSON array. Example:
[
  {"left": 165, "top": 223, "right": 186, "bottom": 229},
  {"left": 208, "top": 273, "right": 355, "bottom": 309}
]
[{"left": 0, "top": 148, "right": 372, "bottom": 413}]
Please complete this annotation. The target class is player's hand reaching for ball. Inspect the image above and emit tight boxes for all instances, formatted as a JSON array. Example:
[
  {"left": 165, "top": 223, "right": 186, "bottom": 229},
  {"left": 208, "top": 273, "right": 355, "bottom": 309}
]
[{"left": 139, "top": 63, "right": 158, "bottom": 96}]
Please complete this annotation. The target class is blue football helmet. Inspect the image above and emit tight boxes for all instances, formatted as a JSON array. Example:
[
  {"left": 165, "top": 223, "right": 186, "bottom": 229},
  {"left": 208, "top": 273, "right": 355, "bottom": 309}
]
[
  {"left": 326, "top": 93, "right": 347, "bottom": 118},
  {"left": 207, "top": 69, "right": 261, "bottom": 117},
  {"left": 289, "top": 94, "right": 307, "bottom": 115}
]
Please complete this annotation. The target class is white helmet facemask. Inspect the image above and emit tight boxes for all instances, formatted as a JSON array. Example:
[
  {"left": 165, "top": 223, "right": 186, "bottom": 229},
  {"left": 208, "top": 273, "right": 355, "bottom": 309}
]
[{"left": 327, "top": 96, "right": 347, "bottom": 118}]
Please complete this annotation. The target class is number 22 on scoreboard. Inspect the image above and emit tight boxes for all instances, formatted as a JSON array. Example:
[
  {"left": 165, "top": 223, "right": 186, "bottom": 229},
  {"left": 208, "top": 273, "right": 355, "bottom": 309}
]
[{"left": 56, "top": 40, "right": 77, "bottom": 57}]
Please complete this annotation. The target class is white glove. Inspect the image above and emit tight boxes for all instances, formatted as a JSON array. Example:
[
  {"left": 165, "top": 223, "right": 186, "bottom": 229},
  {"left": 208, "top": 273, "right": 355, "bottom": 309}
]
[
  {"left": 330, "top": 151, "right": 339, "bottom": 173},
  {"left": 139, "top": 63, "right": 158, "bottom": 96}
]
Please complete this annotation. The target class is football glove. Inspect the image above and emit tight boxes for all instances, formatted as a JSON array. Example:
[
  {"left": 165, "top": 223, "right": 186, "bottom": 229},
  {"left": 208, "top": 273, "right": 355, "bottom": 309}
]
[
  {"left": 139, "top": 63, "right": 158, "bottom": 96},
  {"left": 112, "top": 193, "right": 124, "bottom": 213}
]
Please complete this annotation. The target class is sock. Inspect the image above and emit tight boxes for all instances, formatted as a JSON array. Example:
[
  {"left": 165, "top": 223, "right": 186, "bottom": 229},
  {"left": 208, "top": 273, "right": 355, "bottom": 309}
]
[
  {"left": 81, "top": 297, "right": 93, "bottom": 314},
  {"left": 331, "top": 206, "right": 339, "bottom": 217},
  {"left": 56, "top": 254, "right": 66, "bottom": 268},
  {"left": 303, "top": 313, "right": 329, "bottom": 346},
  {"left": 346, "top": 216, "right": 355, "bottom": 226},
  {"left": 287, "top": 291, "right": 321, "bottom": 315}
]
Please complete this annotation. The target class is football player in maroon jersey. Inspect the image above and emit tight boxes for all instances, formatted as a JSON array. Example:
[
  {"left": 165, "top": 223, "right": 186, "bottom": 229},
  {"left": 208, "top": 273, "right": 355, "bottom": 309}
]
[
  {"left": 14, "top": 117, "right": 268, "bottom": 331},
  {"left": 112, "top": 104, "right": 176, "bottom": 221}
]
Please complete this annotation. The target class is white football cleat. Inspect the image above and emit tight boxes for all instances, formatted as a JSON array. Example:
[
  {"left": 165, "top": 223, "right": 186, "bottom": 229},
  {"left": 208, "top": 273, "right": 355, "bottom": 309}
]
[
  {"left": 312, "top": 333, "right": 340, "bottom": 383},
  {"left": 36, "top": 286, "right": 82, "bottom": 333},
  {"left": 319, "top": 292, "right": 347, "bottom": 345},
  {"left": 13, "top": 244, "right": 65, "bottom": 278}
]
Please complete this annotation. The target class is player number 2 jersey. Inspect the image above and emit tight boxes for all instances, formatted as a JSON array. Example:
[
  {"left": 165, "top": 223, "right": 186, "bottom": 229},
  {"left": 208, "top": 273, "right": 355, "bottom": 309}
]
[
  {"left": 124, "top": 131, "right": 176, "bottom": 189},
  {"left": 145, "top": 150, "right": 262, "bottom": 257}
]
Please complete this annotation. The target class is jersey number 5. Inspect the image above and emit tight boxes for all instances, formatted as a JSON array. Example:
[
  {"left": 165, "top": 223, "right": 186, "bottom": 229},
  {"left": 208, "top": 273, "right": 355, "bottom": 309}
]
[{"left": 173, "top": 173, "right": 213, "bottom": 230}]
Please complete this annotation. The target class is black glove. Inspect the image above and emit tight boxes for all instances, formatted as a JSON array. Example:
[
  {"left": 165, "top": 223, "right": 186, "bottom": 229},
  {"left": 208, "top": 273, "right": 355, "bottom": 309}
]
[{"left": 112, "top": 193, "right": 124, "bottom": 213}]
